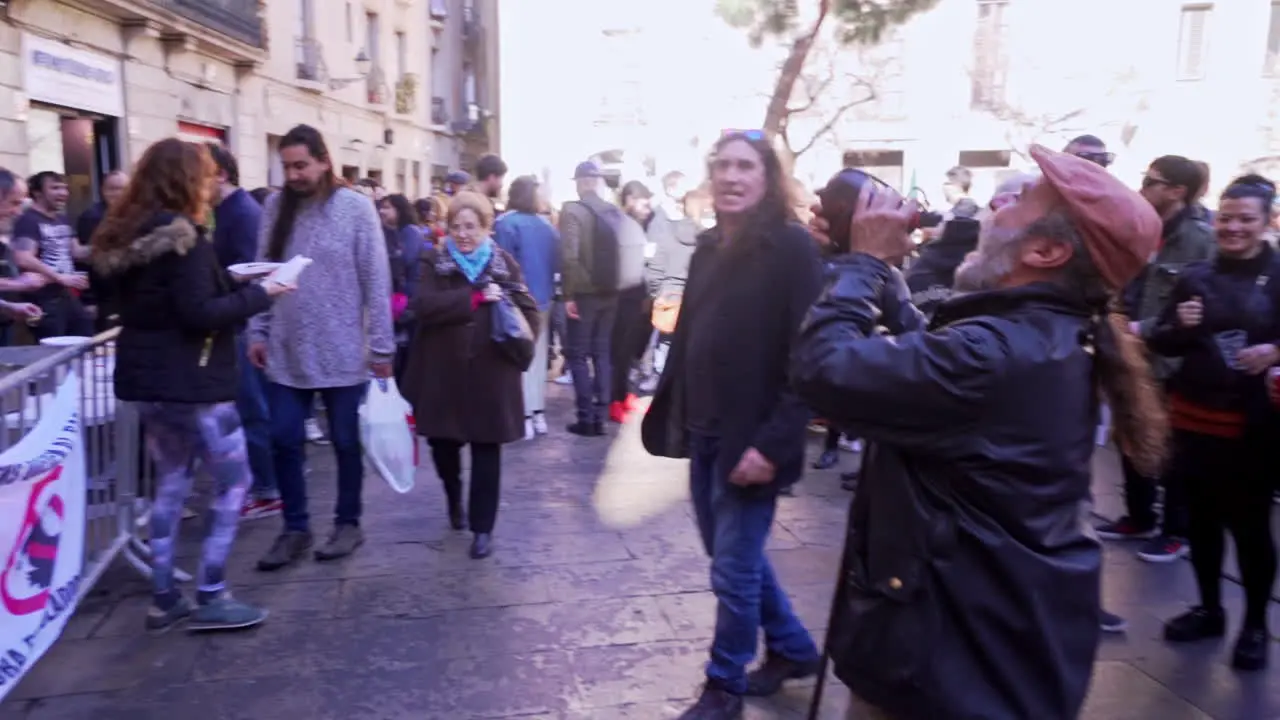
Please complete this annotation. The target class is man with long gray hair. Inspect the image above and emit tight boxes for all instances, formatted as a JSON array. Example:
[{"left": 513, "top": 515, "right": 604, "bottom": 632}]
[{"left": 795, "top": 145, "right": 1167, "bottom": 719}]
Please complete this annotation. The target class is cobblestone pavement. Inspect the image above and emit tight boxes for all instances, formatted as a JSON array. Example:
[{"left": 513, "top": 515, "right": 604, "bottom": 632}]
[{"left": 1, "top": 386, "right": 1278, "bottom": 719}]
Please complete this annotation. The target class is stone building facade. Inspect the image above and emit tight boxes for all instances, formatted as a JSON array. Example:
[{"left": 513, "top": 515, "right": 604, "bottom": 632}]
[{"left": 0, "top": 0, "right": 498, "bottom": 218}]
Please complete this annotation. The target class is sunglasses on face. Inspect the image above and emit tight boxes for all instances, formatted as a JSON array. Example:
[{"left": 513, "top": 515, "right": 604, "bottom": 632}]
[
  {"left": 1141, "top": 175, "right": 1174, "bottom": 190},
  {"left": 1073, "top": 151, "right": 1115, "bottom": 168}
]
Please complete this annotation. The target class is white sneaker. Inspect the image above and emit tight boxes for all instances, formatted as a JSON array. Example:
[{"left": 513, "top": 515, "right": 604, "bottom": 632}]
[
  {"left": 532, "top": 413, "right": 548, "bottom": 435},
  {"left": 554, "top": 373, "right": 573, "bottom": 386},
  {"left": 305, "top": 418, "right": 328, "bottom": 444},
  {"left": 524, "top": 418, "right": 536, "bottom": 441},
  {"left": 839, "top": 438, "right": 863, "bottom": 453}
]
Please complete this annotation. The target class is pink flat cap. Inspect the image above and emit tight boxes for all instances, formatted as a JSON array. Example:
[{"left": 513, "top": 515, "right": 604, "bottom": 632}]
[{"left": 1029, "top": 144, "right": 1161, "bottom": 291}]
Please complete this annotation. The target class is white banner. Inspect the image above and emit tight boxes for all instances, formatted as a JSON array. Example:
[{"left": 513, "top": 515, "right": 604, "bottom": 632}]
[{"left": 0, "top": 373, "right": 86, "bottom": 701}]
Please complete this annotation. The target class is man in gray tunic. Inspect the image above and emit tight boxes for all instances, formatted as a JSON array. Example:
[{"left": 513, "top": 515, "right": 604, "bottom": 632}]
[{"left": 249, "top": 125, "right": 395, "bottom": 570}]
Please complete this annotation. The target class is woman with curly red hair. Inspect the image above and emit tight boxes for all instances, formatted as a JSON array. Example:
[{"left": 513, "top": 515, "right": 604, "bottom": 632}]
[{"left": 92, "top": 138, "right": 294, "bottom": 633}]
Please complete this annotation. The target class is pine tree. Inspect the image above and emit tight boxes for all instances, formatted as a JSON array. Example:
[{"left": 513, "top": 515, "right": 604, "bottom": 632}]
[{"left": 715, "top": 0, "right": 939, "bottom": 143}]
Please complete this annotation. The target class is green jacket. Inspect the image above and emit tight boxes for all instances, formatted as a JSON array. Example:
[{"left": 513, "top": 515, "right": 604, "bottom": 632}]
[
  {"left": 558, "top": 197, "right": 600, "bottom": 299},
  {"left": 1133, "top": 211, "right": 1215, "bottom": 379}
]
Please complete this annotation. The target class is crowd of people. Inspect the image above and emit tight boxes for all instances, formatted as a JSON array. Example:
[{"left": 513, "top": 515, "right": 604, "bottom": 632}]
[{"left": 0, "top": 121, "right": 1277, "bottom": 719}]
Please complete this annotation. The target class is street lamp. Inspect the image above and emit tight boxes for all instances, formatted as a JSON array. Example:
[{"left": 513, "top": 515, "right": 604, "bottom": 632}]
[
  {"left": 353, "top": 49, "right": 371, "bottom": 77},
  {"left": 329, "top": 49, "right": 372, "bottom": 90}
]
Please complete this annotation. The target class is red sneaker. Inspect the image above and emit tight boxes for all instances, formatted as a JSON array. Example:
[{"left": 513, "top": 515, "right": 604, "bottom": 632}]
[
  {"left": 241, "top": 498, "right": 283, "bottom": 520},
  {"left": 623, "top": 393, "right": 639, "bottom": 412},
  {"left": 608, "top": 401, "right": 628, "bottom": 424}
]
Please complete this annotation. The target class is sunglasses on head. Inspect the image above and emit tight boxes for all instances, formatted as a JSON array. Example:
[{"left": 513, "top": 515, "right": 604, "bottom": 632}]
[
  {"left": 1073, "top": 151, "right": 1115, "bottom": 168},
  {"left": 720, "top": 129, "right": 767, "bottom": 142}
]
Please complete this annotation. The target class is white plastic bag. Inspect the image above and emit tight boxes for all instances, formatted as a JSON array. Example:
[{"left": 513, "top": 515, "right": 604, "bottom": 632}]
[{"left": 358, "top": 377, "right": 417, "bottom": 493}]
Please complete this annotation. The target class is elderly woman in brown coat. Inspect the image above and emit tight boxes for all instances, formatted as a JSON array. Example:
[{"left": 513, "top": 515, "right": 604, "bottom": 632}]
[{"left": 401, "top": 191, "right": 538, "bottom": 559}]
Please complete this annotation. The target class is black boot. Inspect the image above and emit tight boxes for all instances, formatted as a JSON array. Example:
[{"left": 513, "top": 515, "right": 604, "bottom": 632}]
[
  {"left": 470, "top": 533, "right": 493, "bottom": 559},
  {"left": 744, "top": 652, "right": 821, "bottom": 696},
  {"left": 1233, "top": 627, "right": 1269, "bottom": 671},
  {"left": 566, "top": 420, "right": 604, "bottom": 437},
  {"left": 1164, "top": 606, "right": 1226, "bottom": 642},
  {"left": 677, "top": 683, "right": 743, "bottom": 719},
  {"left": 840, "top": 468, "right": 860, "bottom": 492}
]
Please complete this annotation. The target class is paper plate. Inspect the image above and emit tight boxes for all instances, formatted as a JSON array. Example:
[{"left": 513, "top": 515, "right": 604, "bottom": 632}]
[
  {"left": 229, "top": 262, "right": 282, "bottom": 279},
  {"left": 266, "top": 256, "right": 313, "bottom": 286},
  {"left": 39, "top": 336, "right": 92, "bottom": 348}
]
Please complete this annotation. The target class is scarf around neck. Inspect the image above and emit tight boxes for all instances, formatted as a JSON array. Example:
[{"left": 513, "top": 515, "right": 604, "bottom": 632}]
[{"left": 446, "top": 237, "right": 493, "bottom": 283}]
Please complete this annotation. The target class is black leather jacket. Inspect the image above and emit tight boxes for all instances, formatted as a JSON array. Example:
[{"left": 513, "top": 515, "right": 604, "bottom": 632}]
[{"left": 792, "top": 255, "right": 1101, "bottom": 720}]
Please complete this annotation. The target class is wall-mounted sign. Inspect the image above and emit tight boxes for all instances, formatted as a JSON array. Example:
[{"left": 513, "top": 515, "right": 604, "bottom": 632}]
[
  {"left": 177, "top": 121, "right": 226, "bottom": 145},
  {"left": 22, "top": 34, "right": 124, "bottom": 118}
]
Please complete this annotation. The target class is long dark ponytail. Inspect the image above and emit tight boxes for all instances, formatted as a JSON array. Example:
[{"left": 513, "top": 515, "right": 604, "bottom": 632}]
[
  {"left": 1039, "top": 211, "right": 1170, "bottom": 475},
  {"left": 267, "top": 125, "right": 340, "bottom": 261}
]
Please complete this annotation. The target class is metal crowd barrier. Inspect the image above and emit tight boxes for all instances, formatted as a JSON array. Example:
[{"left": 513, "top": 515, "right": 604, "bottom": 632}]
[{"left": 0, "top": 328, "right": 187, "bottom": 606}]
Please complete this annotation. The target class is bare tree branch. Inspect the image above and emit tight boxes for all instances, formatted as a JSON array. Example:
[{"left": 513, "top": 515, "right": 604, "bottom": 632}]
[{"left": 791, "top": 80, "right": 877, "bottom": 157}]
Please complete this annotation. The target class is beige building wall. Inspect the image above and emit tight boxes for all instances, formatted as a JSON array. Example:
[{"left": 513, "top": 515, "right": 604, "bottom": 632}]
[
  {"left": 258, "top": 0, "right": 437, "bottom": 196},
  {"left": 0, "top": 0, "right": 264, "bottom": 222},
  {"left": 0, "top": 0, "right": 250, "bottom": 173},
  {"left": 427, "top": 0, "right": 498, "bottom": 182},
  {"left": 0, "top": 0, "right": 463, "bottom": 201}
]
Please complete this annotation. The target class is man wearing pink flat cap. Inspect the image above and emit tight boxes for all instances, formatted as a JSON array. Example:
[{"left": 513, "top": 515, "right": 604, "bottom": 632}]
[{"left": 794, "top": 145, "right": 1171, "bottom": 719}]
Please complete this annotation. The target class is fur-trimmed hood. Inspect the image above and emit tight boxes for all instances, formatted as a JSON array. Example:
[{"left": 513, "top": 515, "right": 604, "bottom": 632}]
[{"left": 92, "top": 214, "right": 202, "bottom": 277}]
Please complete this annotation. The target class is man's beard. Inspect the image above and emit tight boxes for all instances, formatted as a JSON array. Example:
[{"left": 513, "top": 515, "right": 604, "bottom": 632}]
[
  {"left": 953, "top": 228, "right": 1019, "bottom": 292},
  {"left": 285, "top": 182, "right": 317, "bottom": 198}
]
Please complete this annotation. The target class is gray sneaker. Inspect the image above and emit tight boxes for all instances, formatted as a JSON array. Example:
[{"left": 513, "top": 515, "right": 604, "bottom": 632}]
[
  {"left": 314, "top": 525, "right": 364, "bottom": 561},
  {"left": 256, "top": 530, "right": 315, "bottom": 572},
  {"left": 145, "top": 595, "right": 193, "bottom": 634},
  {"left": 189, "top": 594, "right": 268, "bottom": 632}
]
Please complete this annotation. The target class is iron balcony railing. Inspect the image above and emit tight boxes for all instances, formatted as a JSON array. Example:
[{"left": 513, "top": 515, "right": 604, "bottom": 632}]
[
  {"left": 151, "top": 0, "right": 264, "bottom": 48},
  {"left": 295, "top": 36, "right": 327, "bottom": 83}
]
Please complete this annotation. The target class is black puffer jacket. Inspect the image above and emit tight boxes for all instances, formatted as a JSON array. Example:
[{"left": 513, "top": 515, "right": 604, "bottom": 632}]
[
  {"left": 93, "top": 213, "right": 271, "bottom": 403},
  {"left": 903, "top": 217, "right": 979, "bottom": 320},
  {"left": 1148, "top": 243, "right": 1280, "bottom": 419},
  {"left": 792, "top": 255, "right": 1101, "bottom": 720}
]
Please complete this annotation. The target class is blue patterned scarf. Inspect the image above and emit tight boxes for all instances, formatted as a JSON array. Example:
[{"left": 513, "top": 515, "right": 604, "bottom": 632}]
[{"left": 445, "top": 237, "right": 493, "bottom": 284}]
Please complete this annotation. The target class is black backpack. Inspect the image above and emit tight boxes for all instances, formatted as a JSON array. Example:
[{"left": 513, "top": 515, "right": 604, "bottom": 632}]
[{"left": 580, "top": 200, "right": 647, "bottom": 292}]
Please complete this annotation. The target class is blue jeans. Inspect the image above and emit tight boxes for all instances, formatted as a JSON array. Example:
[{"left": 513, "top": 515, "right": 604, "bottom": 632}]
[
  {"left": 266, "top": 382, "right": 366, "bottom": 533},
  {"left": 236, "top": 334, "right": 277, "bottom": 500},
  {"left": 689, "top": 433, "right": 819, "bottom": 694}
]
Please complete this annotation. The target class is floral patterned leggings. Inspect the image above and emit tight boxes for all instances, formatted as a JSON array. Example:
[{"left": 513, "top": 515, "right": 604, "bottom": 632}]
[{"left": 139, "top": 401, "right": 253, "bottom": 597}]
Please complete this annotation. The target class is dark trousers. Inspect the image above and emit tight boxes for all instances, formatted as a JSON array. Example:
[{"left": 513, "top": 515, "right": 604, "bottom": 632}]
[
  {"left": 266, "top": 382, "right": 366, "bottom": 532},
  {"left": 1179, "top": 429, "right": 1278, "bottom": 628},
  {"left": 428, "top": 438, "right": 502, "bottom": 533},
  {"left": 235, "top": 334, "right": 276, "bottom": 499},
  {"left": 32, "top": 292, "right": 94, "bottom": 339},
  {"left": 610, "top": 286, "right": 651, "bottom": 402},
  {"left": 1121, "top": 453, "right": 1188, "bottom": 537},
  {"left": 824, "top": 426, "right": 841, "bottom": 453},
  {"left": 565, "top": 294, "right": 617, "bottom": 424}
]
